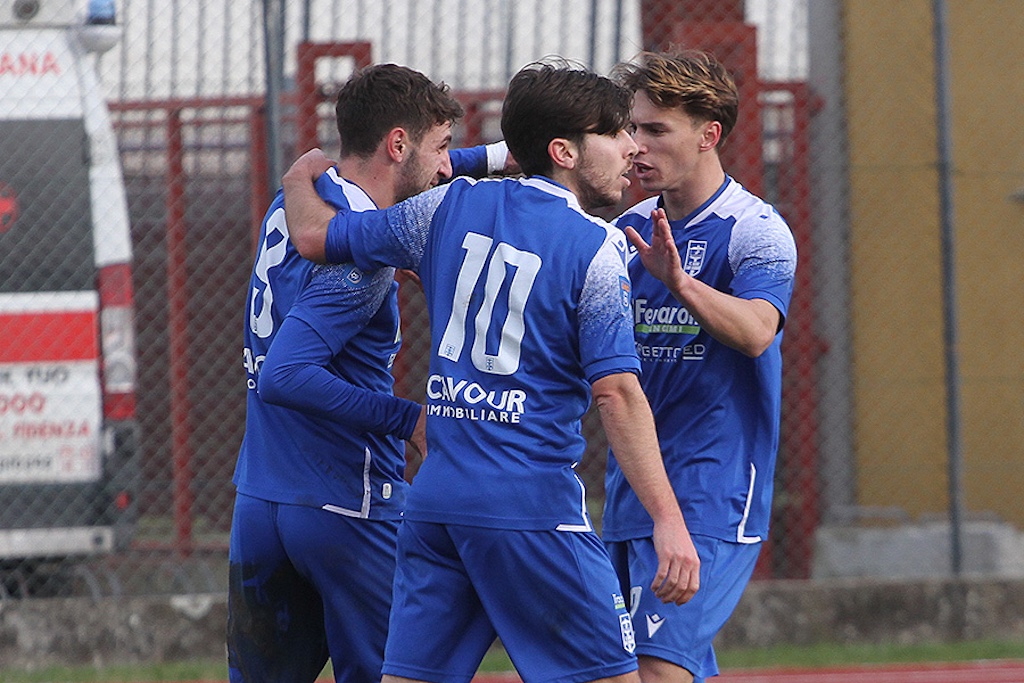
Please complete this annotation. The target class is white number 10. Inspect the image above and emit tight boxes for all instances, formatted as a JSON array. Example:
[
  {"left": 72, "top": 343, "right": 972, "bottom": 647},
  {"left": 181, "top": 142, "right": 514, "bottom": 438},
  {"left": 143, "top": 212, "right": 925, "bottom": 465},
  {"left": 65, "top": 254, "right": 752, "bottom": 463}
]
[{"left": 438, "top": 232, "right": 542, "bottom": 375}]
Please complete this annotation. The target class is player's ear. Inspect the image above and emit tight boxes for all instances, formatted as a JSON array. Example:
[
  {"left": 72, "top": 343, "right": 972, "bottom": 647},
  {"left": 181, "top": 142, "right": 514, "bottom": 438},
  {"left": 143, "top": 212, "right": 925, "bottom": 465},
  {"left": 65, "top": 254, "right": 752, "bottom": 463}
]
[
  {"left": 699, "top": 121, "right": 721, "bottom": 152},
  {"left": 548, "top": 137, "right": 577, "bottom": 170},
  {"left": 386, "top": 128, "right": 409, "bottom": 162}
]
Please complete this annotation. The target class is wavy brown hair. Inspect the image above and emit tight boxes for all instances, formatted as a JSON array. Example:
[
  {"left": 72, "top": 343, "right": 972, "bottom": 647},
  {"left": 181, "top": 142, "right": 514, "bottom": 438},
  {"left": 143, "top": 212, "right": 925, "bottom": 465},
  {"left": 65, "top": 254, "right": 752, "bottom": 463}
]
[{"left": 613, "top": 50, "right": 738, "bottom": 147}]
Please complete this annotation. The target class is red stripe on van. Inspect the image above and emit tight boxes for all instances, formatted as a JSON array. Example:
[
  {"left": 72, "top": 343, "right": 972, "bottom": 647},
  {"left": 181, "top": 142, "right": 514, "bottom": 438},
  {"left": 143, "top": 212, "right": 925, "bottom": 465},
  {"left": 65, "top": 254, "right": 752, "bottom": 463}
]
[
  {"left": 99, "top": 262, "right": 134, "bottom": 307},
  {"left": 0, "top": 311, "right": 98, "bottom": 362},
  {"left": 104, "top": 392, "right": 136, "bottom": 420}
]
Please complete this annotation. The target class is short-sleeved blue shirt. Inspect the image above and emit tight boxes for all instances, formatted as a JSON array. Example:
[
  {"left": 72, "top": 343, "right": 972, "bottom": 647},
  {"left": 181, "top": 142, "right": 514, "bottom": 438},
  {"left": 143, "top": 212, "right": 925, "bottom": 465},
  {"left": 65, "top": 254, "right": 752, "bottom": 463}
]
[
  {"left": 325, "top": 176, "right": 641, "bottom": 530},
  {"left": 602, "top": 176, "right": 797, "bottom": 544}
]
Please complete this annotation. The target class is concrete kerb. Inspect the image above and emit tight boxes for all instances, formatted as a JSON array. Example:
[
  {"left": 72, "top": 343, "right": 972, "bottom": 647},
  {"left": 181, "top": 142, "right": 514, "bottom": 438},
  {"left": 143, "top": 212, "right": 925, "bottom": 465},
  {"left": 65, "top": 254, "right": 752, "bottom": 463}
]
[
  {"left": 3, "top": 578, "right": 1024, "bottom": 669},
  {"left": 718, "top": 577, "right": 1024, "bottom": 648}
]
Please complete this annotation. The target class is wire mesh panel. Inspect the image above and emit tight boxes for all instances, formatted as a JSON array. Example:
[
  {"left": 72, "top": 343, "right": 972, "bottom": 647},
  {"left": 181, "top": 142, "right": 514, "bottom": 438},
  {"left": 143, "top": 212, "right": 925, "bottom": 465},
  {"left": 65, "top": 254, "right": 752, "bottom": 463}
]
[
  {"left": 0, "top": 2, "right": 139, "bottom": 596},
  {"left": 3, "top": 0, "right": 1021, "bottom": 601},
  {"left": 0, "top": 0, "right": 817, "bottom": 597},
  {"left": 113, "top": 99, "right": 262, "bottom": 557}
]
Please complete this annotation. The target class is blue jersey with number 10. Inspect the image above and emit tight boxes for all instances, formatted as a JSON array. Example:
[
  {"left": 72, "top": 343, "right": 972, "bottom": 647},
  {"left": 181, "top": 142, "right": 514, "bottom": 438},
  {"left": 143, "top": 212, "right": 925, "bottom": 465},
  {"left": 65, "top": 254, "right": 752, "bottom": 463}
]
[{"left": 325, "top": 176, "right": 640, "bottom": 531}]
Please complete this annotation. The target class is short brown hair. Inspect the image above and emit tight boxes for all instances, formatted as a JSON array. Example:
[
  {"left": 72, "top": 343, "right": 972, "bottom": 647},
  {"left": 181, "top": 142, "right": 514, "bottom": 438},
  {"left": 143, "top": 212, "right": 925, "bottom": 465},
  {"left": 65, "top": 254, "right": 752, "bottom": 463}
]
[
  {"left": 501, "top": 59, "right": 633, "bottom": 177},
  {"left": 335, "top": 63, "right": 464, "bottom": 158},
  {"left": 613, "top": 51, "right": 739, "bottom": 146}
]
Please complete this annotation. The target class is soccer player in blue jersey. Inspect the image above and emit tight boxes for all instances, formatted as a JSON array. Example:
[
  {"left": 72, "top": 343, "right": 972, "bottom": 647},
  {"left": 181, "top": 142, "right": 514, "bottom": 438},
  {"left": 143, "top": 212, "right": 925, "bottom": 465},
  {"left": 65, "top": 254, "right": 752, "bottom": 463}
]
[
  {"left": 281, "top": 60, "right": 700, "bottom": 683},
  {"left": 602, "top": 51, "right": 798, "bottom": 683},
  {"left": 228, "top": 63, "right": 511, "bottom": 683}
]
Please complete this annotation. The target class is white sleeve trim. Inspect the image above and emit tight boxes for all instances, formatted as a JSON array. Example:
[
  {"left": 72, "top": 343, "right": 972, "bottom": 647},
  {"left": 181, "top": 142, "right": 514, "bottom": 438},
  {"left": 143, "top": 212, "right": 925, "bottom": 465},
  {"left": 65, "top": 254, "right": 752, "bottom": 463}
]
[
  {"left": 485, "top": 140, "right": 509, "bottom": 174},
  {"left": 736, "top": 462, "right": 764, "bottom": 543}
]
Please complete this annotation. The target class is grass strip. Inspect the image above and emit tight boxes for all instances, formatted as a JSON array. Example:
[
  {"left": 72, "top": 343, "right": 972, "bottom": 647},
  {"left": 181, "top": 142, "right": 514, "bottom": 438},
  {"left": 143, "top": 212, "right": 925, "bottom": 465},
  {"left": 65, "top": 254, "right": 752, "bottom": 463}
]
[{"left": 3, "top": 639, "right": 1024, "bottom": 682}]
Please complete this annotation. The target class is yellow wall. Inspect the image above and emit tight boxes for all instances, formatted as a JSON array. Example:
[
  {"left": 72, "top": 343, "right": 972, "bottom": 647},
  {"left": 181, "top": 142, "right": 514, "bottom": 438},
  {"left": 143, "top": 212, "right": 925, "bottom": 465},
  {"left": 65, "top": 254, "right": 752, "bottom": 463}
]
[{"left": 844, "top": 1, "right": 1024, "bottom": 523}]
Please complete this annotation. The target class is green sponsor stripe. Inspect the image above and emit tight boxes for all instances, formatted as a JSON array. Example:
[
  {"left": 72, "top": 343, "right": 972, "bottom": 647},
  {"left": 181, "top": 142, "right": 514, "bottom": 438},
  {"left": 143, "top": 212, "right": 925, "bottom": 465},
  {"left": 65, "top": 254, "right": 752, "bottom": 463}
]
[{"left": 635, "top": 324, "right": 700, "bottom": 334}]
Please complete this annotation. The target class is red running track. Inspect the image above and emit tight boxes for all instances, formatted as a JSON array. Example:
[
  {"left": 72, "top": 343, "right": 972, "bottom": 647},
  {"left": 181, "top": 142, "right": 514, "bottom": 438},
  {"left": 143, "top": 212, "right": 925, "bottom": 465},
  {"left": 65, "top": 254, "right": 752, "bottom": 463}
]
[
  {"left": 474, "top": 660, "right": 1024, "bottom": 683},
  {"left": 716, "top": 660, "right": 1024, "bottom": 682}
]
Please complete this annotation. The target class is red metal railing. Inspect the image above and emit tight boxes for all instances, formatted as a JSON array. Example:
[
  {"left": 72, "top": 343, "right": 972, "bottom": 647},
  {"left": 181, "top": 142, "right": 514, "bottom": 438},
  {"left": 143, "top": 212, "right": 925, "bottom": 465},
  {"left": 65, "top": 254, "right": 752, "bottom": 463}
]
[{"left": 110, "top": 97, "right": 268, "bottom": 556}]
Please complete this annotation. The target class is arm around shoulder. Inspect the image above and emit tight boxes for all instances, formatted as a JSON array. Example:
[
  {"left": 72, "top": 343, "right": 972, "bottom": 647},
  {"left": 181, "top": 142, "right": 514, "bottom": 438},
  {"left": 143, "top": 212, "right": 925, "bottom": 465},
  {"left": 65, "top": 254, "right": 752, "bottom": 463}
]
[{"left": 282, "top": 149, "right": 337, "bottom": 264}]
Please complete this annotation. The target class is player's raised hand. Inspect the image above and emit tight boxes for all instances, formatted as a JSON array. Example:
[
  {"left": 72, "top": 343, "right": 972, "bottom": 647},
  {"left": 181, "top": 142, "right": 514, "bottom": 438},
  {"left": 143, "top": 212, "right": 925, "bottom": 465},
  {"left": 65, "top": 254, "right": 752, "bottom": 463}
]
[
  {"left": 624, "top": 208, "right": 686, "bottom": 292},
  {"left": 503, "top": 148, "right": 521, "bottom": 176},
  {"left": 650, "top": 514, "right": 701, "bottom": 605}
]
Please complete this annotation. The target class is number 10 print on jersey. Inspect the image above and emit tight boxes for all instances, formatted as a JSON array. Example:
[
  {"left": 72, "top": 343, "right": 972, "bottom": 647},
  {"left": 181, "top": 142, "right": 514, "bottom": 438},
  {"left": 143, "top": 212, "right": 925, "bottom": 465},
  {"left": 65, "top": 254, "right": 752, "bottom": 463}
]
[{"left": 438, "top": 231, "right": 542, "bottom": 376}]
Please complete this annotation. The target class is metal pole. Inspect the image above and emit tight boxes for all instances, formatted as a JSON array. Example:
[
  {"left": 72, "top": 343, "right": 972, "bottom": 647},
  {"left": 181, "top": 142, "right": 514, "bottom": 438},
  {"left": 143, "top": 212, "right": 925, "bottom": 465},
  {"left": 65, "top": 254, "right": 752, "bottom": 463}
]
[
  {"left": 613, "top": 0, "right": 623, "bottom": 65},
  {"left": 262, "top": 0, "right": 286, "bottom": 194},
  {"left": 504, "top": 0, "right": 515, "bottom": 81},
  {"left": 587, "top": 0, "right": 599, "bottom": 69},
  {"left": 932, "top": 0, "right": 965, "bottom": 576},
  {"left": 166, "top": 109, "right": 194, "bottom": 558},
  {"left": 301, "top": 0, "right": 311, "bottom": 44}
]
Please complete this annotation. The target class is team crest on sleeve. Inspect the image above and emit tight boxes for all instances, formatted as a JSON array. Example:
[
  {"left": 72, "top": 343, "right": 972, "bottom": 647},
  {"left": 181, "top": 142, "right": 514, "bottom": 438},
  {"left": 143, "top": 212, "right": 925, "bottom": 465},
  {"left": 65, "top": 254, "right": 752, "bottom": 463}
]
[
  {"left": 683, "top": 240, "right": 708, "bottom": 277},
  {"left": 618, "top": 276, "right": 632, "bottom": 312},
  {"left": 343, "top": 264, "right": 363, "bottom": 284}
]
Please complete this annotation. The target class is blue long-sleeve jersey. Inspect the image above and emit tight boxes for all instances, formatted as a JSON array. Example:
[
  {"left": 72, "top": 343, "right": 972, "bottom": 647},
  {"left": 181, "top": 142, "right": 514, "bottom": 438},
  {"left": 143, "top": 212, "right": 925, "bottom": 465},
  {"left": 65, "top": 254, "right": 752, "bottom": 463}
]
[{"left": 235, "top": 146, "right": 489, "bottom": 519}]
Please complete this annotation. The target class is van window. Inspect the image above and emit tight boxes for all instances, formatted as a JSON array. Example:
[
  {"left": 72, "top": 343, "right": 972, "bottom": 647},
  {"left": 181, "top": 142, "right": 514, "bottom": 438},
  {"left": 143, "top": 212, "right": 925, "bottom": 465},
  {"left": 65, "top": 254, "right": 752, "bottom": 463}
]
[{"left": 0, "top": 119, "right": 94, "bottom": 292}]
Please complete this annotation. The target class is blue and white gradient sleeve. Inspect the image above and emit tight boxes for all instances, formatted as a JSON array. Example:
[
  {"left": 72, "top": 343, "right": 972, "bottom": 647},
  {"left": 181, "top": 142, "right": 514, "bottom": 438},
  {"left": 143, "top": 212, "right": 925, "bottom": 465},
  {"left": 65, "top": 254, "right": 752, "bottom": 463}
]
[
  {"left": 728, "top": 213, "right": 797, "bottom": 325},
  {"left": 578, "top": 231, "right": 641, "bottom": 384},
  {"left": 325, "top": 184, "right": 452, "bottom": 271}
]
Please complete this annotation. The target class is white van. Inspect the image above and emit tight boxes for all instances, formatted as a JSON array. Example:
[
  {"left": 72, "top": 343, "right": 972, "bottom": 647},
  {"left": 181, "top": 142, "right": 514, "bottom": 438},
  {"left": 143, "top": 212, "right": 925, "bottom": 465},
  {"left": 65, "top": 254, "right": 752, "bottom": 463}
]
[{"left": 0, "top": 0, "right": 137, "bottom": 588}]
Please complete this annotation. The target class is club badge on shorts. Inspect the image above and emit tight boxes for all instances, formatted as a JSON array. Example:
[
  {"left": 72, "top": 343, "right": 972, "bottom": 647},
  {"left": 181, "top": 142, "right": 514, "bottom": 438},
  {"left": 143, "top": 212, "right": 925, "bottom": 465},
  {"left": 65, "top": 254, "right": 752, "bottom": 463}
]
[{"left": 619, "top": 613, "right": 636, "bottom": 654}]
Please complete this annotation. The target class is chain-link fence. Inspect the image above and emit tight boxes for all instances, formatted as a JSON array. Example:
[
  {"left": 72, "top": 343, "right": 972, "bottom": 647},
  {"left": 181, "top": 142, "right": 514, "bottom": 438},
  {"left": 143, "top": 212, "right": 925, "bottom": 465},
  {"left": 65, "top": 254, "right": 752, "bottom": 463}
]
[{"left": 2, "top": 0, "right": 1022, "bottom": 599}]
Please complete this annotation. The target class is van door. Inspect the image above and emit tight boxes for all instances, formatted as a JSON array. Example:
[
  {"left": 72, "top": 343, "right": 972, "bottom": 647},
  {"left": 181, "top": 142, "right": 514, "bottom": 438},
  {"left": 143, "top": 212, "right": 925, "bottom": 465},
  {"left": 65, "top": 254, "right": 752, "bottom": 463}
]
[{"left": 0, "top": 16, "right": 137, "bottom": 575}]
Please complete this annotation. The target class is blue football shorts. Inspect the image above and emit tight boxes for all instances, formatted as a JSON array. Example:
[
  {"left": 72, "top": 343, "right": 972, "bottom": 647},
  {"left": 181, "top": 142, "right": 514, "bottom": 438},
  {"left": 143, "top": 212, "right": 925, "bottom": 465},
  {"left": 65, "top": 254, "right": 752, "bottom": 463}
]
[
  {"left": 227, "top": 492, "right": 400, "bottom": 683},
  {"left": 606, "top": 534, "right": 761, "bottom": 683},
  {"left": 383, "top": 520, "right": 639, "bottom": 683}
]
